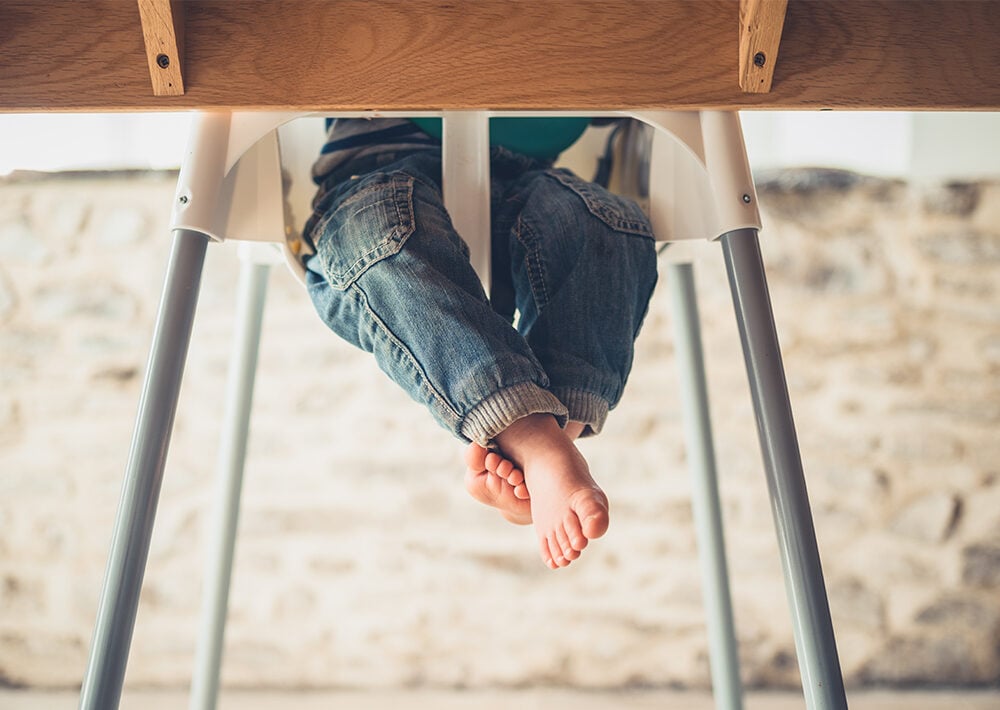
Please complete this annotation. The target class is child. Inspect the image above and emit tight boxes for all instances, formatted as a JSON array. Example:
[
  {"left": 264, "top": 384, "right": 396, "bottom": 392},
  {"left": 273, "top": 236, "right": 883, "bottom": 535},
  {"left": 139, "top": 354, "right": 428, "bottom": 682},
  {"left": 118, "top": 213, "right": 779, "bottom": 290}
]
[{"left": 301, "top": 117, "right": 657, "bottom": 569}]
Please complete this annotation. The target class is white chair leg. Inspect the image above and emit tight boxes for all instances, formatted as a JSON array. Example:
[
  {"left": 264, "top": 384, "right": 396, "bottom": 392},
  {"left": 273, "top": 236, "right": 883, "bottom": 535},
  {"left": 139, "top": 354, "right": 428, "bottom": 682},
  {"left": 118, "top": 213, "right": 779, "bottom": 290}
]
[
  {"left": 80, "top": 109, "right": 256, "bottom": 710},
  {"left": 668, "top": 262, "right": 744, "bottom": 710},
  {"left": 190, "top": 244, "right": 276, "bottom": 710},
  {"left": 720, "top": 229, "right": 847, "bottom": 710},
  {"left": 79, "top": 228, "right": 210, "bottom": 710}
]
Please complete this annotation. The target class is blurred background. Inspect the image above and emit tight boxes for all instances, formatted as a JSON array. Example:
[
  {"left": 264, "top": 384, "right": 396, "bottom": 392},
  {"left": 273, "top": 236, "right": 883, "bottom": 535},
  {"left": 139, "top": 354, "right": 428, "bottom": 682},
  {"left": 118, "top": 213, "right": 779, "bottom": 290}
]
[{"left": 0, "top": 112, "right": 998, "bottom": 707}]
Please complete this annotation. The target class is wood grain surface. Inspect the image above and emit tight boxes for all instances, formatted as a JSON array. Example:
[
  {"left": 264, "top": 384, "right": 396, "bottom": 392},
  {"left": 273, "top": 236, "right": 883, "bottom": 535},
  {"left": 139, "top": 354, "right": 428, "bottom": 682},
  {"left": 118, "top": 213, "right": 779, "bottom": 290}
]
[
  {"left": 1, "top": 0, "right": 998, "bottom": 111},
  {"left": 739, "top": 0, "right": 788, "bottom": 93},
  {"left": 136, "top": 0, "right": 186, "bottom": 96}
]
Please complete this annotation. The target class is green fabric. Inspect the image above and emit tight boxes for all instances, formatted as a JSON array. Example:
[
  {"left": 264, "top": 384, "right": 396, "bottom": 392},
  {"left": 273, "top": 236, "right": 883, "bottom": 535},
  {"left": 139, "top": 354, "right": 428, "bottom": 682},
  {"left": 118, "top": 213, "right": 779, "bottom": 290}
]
[{"left": 410, "top": 117, "right": 590, "bottom": 160}]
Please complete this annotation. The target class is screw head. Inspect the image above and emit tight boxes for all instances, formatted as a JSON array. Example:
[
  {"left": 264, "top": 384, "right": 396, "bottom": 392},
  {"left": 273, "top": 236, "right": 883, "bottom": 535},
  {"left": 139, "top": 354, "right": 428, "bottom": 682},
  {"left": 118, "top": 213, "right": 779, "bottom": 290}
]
[
  {"left": 742, "top": 194, "right": 752, "bottom": 204},
  {"left": 156, "top": 54, "right": 171, "bottom": 69},
  {"left": 753, "top": 52, "right": 766, "bottom": 68}
]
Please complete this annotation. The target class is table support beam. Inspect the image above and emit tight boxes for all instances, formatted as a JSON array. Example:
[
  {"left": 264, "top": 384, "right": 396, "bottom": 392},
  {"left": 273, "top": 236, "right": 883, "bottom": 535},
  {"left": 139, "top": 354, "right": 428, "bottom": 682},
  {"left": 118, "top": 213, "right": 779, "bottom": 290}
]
[
  {"left": 739, "top": 0, "right": 788, "bottom": 93},
  {"left": 136, "top": 0, "right": 185, "bottom": 96}
]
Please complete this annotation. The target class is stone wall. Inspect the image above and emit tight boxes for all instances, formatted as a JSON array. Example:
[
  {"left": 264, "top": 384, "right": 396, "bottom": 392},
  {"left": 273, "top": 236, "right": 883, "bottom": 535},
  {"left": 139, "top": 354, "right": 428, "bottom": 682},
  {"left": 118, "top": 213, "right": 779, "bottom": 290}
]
[{"left": 0, "top": 169, "right": 998, "bottom": 690}]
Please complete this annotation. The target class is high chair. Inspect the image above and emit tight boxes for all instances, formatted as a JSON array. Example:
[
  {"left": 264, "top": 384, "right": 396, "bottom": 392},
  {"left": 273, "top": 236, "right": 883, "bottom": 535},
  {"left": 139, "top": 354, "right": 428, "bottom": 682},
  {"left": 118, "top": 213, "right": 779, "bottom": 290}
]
[{"left": 79, "top": 111, "right": 848, "bottom": 710}]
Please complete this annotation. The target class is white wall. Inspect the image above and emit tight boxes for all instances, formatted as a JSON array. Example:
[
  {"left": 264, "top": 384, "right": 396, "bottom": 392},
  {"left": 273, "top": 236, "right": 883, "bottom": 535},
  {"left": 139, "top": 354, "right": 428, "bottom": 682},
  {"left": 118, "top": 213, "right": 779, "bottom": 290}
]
[
  {"left": 0, "top": 113, "right": 192, "bottom": 175},
  {"left": 1, "top": 112, "right": 998, "bottom": 180},
  {"left": 741, "top": 112, "right": 1000, "bottom": 180}
]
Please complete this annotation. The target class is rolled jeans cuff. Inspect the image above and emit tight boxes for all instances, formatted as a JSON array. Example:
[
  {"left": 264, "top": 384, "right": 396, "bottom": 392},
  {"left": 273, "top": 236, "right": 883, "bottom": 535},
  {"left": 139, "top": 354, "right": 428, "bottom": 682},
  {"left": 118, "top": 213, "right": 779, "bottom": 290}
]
[
  {"left": 460, "top": 382, "right": 569, "bottom": 446},
  {"left": 551, "top": 387, "right": 610, "bottom": 438}
]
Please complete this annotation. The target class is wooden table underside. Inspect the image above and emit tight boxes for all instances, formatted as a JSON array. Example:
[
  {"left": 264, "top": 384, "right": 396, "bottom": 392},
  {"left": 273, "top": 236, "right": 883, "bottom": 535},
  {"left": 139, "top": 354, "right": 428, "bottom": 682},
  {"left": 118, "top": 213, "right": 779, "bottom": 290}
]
[{"left": 1, "top": 0, "right": 998, "bottom": 112}]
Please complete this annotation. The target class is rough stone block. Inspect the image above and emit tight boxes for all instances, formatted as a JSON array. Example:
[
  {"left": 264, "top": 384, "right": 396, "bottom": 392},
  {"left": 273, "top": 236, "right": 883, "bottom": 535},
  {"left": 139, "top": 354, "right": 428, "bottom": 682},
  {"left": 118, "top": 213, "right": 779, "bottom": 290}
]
[
  {"left": 962, "top": 542, "right": 1000, "bottom": 588},
  {"left": 916, "top": 230, "right": 1000, "bottom": 265},
  {"left": 756, "top": 167, "right": 870, "bottom": 195},
  {"left": 830, "top": 578, "right": 886, "bottom": 631},
  {"left": 95, "top": 206, "right": 148, "bottom": 246},
  {"left": 31, "top": 280, "right": 137, "bottom": 322},
  {"left": 46, "top": 198, "right": 90, "bottom": 242},
  {"left": 915, "top": 591, "right": 1000, "bottom": 632},
  {"left": 0, "top": 219, "right": 48, "bottom": 264},
  {"left": 858, "top": 591, "right": 1000, "bottom": 684},
  {"left": 0, "top": 267, "right": 15, "bottom": 323},
  {"left": 859, "top": 632, "right": 1000, "bottom": 685},
  {"left": 889, "top": 492, "right": 961, "bottom": 543},
  {"left": 921, "top": 182, "right": 981, "bottom": 217}
]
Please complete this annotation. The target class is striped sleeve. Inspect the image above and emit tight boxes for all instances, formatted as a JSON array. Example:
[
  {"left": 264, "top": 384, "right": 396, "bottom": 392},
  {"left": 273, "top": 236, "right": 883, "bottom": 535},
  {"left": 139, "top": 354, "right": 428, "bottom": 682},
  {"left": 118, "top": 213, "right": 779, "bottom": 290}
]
[{"left": 311, "top": 118, "right": 440, "bottom": 184}]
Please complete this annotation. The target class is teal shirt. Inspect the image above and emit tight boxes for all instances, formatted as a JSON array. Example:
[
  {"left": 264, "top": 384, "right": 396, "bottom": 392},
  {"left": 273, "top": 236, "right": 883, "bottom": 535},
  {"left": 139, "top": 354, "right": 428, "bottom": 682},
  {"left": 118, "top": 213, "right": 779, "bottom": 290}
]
[{"left": 410, "top": 117, "right": 591, "bottom": 161}]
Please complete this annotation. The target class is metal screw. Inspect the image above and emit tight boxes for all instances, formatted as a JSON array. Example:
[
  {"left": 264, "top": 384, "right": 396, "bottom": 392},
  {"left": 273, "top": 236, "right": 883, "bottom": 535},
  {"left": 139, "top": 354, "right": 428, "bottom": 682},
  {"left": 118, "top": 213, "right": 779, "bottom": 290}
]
[
  {"left": 753, "top": 52, "right": 766, "bottom": 68},
  {"left": 742, "top": 194, "right": 752, "bottom": 204},
  {"left": 156, "top": 54, "right": 170, "bottom": 69},
  {"left": 178, "top": 195, "right": 189, "bottom": 204}
]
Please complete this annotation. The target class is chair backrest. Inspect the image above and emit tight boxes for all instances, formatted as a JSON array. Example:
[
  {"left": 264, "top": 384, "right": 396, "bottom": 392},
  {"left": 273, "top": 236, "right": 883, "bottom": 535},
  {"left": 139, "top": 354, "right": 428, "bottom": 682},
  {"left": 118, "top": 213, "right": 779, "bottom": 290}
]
[{"left": 170, "top": 111, "right": 763, "bottom": 288}]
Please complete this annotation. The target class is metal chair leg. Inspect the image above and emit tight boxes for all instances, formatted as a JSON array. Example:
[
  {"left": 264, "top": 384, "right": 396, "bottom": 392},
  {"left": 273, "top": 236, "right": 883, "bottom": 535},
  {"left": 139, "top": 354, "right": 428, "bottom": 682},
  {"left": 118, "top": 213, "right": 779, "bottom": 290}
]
[
  {"left": 667, "top": 262, "right": 744, "bottom": 710},
  {"left": 188, "top": 246, "right": 274, "bottom": 710},
  {"left": 79, "top": 228, "right": 210, "bottom": 710},
  {"left": 719, "top": 229, "right": 847, "bottom": 710}
]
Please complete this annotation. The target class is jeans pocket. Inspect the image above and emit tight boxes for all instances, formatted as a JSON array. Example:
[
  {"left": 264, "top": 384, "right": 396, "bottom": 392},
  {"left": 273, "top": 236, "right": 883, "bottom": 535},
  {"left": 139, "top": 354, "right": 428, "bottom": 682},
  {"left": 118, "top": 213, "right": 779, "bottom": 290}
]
[
  {"left": 545, "top": 168, "right": 654, "bottom": 239},
  {"left": 311, "top": 171, "right": 416, "bottom": 290}
]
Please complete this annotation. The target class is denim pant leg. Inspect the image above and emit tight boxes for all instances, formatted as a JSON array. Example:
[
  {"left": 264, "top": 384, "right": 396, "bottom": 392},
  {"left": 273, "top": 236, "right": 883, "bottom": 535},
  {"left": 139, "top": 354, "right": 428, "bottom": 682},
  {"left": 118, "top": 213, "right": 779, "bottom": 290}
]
[
  {"left": 304, "top": 152, "right": 567, "bottom": 445},
  {"left": 501, "top": 167, "right": 658, "bottom": 436}
]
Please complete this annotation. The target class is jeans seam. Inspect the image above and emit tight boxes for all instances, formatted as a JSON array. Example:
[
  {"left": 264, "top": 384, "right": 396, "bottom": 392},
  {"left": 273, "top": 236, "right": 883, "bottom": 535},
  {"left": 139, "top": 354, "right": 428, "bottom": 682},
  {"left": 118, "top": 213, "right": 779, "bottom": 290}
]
[
  {"left": 406, "top": 172, "right": 471, "bottom": 259},
  {"left": 395, "top": 173, "right": 411, "bottom": 245},
  {"left": 409, "top": 171, "right": 443, "bottom": 197},
  {"left": 632, "top": 255, "right": 658, "bottom": 340},
  {"left": 349, "top": 282, "right": 462, "bottom": 428},
  {"left": 513, "top": 216, "right": 549, "bottom": 309},
  {"left": 544, "top": 168, "right": 654, "bottom": 238}
]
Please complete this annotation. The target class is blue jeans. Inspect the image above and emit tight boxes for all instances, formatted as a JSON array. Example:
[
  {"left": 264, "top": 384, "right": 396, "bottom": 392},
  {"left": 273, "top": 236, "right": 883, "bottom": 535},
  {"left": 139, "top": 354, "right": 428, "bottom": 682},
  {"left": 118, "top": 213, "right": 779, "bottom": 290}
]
[{"left": 303, "top": 146, "right": 658, "bottom": 445}]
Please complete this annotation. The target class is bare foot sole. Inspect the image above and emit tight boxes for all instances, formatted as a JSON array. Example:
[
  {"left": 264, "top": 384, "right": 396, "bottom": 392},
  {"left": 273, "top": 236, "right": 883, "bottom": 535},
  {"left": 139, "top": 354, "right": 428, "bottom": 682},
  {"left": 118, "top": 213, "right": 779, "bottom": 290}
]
[
  {"left": 495, "top": 415, "right": 609, "bottom": 570},
  {"left": 464, "top": 443, "right": 531, "bottom": 525}
]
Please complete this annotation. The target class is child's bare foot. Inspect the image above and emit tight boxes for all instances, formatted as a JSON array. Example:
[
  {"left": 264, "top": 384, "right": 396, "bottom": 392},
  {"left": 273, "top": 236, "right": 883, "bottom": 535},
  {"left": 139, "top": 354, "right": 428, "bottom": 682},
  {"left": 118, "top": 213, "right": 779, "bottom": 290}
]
[
  {"left": 563, "top": 421, "right": 587, "bottom": 440},
  {"left": 465, "top": 443, "right": 528, "bottom": 497},
  {"left": 464, "top": 443, "right": 531, "bottom": 525},
  {"left": 464, "top": 421, "right": 585, "bottom": 503},
  {"left": 495, "top": 414, "right": 609, "bottom": 570},
  {"left": 463, "top": 420, "right": 589, "bottom": 529}
]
